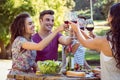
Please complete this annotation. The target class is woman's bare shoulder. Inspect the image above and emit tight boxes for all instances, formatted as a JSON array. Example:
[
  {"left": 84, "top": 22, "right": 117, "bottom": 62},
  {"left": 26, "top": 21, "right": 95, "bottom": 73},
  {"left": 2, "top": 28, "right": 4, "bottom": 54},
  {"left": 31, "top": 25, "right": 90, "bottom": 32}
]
[
  {"left": 95, "top": 36, "right": 112, "bottom": 56},
  {"left": 91, "top": 36, "right": 107, "bottom": 51},
  {"left": 94, "top": 36, "right": 106, "bottom": 42}
]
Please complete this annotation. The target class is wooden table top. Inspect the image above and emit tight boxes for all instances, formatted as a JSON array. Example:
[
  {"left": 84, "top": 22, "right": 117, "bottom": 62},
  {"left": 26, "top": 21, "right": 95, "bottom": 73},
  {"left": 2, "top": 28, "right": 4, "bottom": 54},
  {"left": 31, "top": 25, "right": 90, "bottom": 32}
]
[{"left": 7, "top": 74, "right": 100, "bottom": 80}]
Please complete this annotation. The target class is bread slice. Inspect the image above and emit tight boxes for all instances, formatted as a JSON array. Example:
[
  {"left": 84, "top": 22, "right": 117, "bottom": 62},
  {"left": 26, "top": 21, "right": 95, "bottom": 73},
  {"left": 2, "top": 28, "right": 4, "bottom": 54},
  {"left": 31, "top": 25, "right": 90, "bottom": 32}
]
[{"left": 66, "top": 71, "right": 86, "bottom": 77}]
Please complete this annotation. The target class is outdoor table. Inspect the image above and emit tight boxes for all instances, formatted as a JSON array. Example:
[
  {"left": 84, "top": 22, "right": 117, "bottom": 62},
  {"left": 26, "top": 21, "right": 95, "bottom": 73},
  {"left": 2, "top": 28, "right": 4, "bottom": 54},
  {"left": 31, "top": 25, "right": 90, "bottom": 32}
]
[{"left": 7, "top": 74, "right": 100, "bottom": 80}]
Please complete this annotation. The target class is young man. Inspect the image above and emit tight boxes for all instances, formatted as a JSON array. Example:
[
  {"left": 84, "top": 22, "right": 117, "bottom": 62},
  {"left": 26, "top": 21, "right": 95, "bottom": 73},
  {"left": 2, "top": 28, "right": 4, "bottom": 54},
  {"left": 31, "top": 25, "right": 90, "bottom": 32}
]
[{"left": 32, "top": 10, "right": 72, "bottom": 62}]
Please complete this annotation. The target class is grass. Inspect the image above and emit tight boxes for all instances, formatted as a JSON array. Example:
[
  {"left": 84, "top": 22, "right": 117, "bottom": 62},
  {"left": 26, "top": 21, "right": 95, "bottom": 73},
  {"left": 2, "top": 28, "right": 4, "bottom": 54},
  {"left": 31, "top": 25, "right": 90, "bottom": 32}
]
[
  {"left": 58, "top": 49, "right": 100, "bottom": 61},
  {"left": 85, "top": 50, "right": 100, "bottom": 61},
  {"left": 94, "top": 20, "right": 108, "bottom": 25},
  {"left": 85, "top": 50, "right": 100, "bottom": 66}
]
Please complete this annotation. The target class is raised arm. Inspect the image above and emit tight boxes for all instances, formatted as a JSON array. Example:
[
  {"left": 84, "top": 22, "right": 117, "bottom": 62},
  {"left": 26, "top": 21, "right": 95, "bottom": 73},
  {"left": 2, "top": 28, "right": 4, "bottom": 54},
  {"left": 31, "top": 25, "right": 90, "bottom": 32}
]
[
  {"left": 22, "top": 24, "right": 67, "bottom": 50},
  {"left": 69, "top": 22, "right": 103, "bottom": 51},
  {"left": 80, "top": 30, "right": 91, "bottom": 39},
  {"left": 58, "top": 29, "right": 73, "bottom": 45},
  {"left": 58, "top": 36, "right": 72, "bottom": 45}
]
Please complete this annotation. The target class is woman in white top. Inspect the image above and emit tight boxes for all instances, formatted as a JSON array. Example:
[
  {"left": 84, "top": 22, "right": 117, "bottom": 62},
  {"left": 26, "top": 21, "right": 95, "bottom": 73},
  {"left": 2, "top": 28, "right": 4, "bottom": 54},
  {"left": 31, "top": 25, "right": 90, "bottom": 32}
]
[{"left": 69, "top": 3, "right": 120, "bottom": 80}]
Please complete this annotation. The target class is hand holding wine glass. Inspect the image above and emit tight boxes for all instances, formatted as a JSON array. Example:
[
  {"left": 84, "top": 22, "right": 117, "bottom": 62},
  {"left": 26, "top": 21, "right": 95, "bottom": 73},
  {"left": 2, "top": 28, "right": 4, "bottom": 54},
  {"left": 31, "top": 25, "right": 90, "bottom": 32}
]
[
  {"left": 64, "top": 12, "right": 71, "bottom": 31},
  {"left": 64, "top": 11, "right": 78, "bottom": 24},
  {"left": 64, "top": 11, "right": 78, "bottom": 39}
]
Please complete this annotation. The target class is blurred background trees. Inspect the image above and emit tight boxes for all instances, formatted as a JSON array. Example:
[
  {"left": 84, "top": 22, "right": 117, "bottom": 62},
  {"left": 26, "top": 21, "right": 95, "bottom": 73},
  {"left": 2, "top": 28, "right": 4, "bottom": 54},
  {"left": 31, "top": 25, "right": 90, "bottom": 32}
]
[
  {"left": 74, "top": 0, "right": 114, "bottom": 19},
  {"left": 0, "top": 0, "right": 118, "bottom": 58},
  {"left": 0, "top": 0, "right": 75, "bottom": 58}
]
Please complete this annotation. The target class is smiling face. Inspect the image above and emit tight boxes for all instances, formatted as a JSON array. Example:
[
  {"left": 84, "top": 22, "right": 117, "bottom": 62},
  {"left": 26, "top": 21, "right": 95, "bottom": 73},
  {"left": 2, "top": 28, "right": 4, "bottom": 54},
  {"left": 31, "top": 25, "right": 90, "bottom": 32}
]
[
  {"left": 25, "top": 17, "right": 35, "bottom": 36},
  {"left": 40, "top": 14, "right": 54, "bottom": 31}
]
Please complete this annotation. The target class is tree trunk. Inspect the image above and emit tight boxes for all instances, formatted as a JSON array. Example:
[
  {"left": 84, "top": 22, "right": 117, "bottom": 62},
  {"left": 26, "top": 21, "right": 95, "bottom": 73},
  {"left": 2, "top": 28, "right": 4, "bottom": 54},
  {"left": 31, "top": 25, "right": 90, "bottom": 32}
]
[
  {"left": 0, "top": 39, "right": 6, "bottom": 59},
  {"left": 5, "top": 43, "right": 12, "bottom": 59}
]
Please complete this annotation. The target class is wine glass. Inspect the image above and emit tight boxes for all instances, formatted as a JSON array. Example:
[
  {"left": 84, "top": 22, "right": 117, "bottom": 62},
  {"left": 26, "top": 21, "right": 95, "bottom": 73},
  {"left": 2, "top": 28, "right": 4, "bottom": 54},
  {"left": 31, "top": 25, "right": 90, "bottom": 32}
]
[
  {"left": 78, "top": 17, "right": 87, "bottom": 30},
  {"left": 69, "top": 11, "right": 78, "bottom": 39},
  {"left": 64, "top": 11, "right": 78, "bottom": 24},
  {"left": 64, "top": 11, "right": 78, "bottom": 39},
  {"left": 70, "top": 11, "right": 78, "bottom": 23},
  {"left": 64, "top": 12, "right": 71, "bottom": 25},
  {"left": 86, "top": 19, "right": 94, "bottom": 32}
]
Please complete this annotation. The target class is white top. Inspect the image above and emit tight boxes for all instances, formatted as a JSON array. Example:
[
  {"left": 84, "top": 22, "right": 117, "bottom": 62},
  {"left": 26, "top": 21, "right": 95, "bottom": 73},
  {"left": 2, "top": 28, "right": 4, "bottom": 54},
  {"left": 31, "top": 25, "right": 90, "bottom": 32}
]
[{"left": 100, "top": 41, "right": 120, "bottom": 80}]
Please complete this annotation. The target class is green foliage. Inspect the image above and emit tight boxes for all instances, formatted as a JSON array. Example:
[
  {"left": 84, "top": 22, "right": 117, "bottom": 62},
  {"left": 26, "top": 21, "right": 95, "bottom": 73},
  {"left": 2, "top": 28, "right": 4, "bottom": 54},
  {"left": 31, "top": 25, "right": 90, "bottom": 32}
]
[
  {"left": 0, "top": 0, "right": 36, "bottom": 45},
  {"left": 0, "top": 0, "right": 12, "bottom": 44},
  {"left": 31, "top": 0, "right": 75, "bottom": 29},
  {"left": 0, "top": 0, "right": 75, "bottom": 47},
  {"left": 93, "top": 20, "right": 110, "bottom": 36},
  {"left": 74, "top": 0, "right": 90, "bottom": 11},
  {"left": 85, "top": 50, "right": 100, "bottom": 61},
  {"left": 77, "top": 9, "right": 91, "bottom": 19},
  {"left": 65, "top": 0, "right": 75, "bottom": 9},
  {"left": 94, "top": 0, "right": 114, "bottom": 19},
  {"left": 74, "top": 0, "right": 115, "bottom": 20},
  {"left": 95, "top": 29, "right": 109, "bottom": 36}
]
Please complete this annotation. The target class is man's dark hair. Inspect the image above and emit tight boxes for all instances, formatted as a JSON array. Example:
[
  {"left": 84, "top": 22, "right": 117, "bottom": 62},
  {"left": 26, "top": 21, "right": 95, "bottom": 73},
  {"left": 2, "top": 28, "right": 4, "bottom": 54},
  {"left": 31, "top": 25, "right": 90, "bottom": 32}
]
[{"left": 39, "top": 10, "right": 54, "bottom": 19}]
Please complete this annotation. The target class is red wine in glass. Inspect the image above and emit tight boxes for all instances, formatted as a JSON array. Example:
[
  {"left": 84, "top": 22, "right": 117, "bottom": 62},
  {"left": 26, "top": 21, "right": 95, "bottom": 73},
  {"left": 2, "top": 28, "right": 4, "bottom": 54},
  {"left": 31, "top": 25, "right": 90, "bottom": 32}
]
[
  {"left": 80, "top": 26, "right": 84, "bottom": 30},
  {"left": 64, "top": 21, "right": 69, "bottom": 24},
  {"left": 86, "top": 27, "right": 94, "bottom": 31}
]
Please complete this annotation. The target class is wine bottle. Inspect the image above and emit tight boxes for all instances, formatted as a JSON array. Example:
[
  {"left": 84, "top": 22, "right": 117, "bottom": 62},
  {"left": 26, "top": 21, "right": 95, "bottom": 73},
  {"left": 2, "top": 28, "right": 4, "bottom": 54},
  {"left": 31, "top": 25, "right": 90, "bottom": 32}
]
[
  {"left": 67, "top": 53, "right": 71, "bottom": 70},
  {"left": 66, "top": 45, "right": 74, "bottom": 71}
]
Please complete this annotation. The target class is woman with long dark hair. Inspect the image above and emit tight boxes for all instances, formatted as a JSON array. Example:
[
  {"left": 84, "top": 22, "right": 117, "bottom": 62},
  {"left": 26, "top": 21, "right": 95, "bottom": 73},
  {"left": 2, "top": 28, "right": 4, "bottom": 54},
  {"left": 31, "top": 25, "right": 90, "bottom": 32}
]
[
  {"left": 70, "top": 3, "right": 120, "bottom": 80},
  {"left": 9, "top": 12, "right": 67, "bottom": 75}
]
